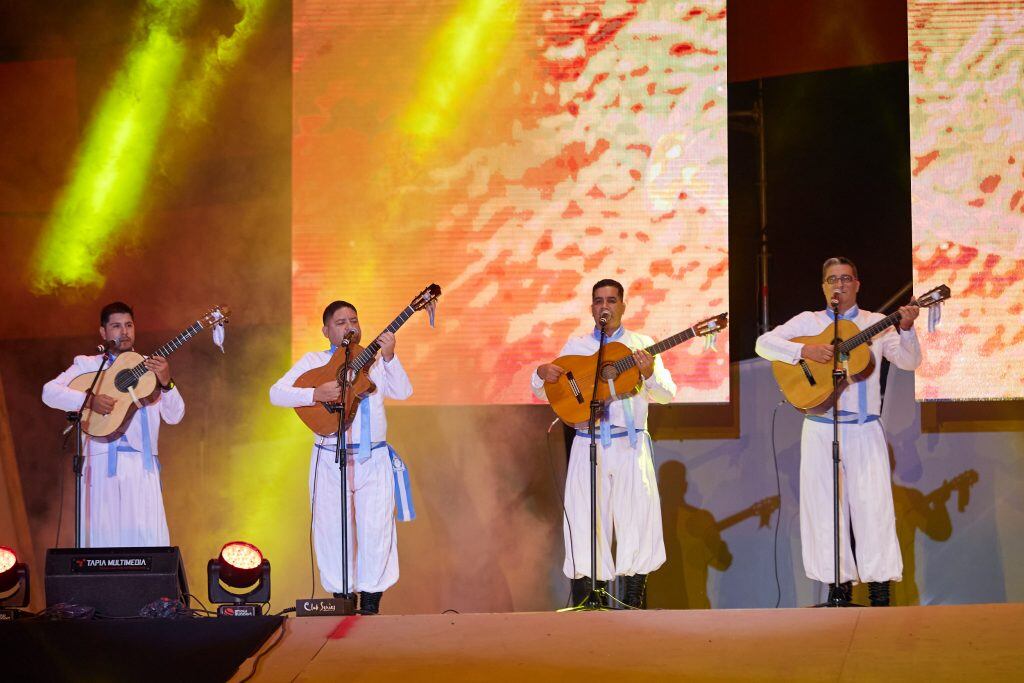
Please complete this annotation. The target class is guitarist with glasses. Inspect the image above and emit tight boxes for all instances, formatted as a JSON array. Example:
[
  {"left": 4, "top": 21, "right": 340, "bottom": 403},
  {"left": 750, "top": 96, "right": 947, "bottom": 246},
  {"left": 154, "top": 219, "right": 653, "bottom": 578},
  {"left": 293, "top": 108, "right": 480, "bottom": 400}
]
[
  {"left": 532, "top": 278, "right": 677, "bottom": 609},
  {"left": 270, "top": 299, "right": 417, "bottom": 615},
  {"left": 42, "top": 301, "right": 184, "bottom": 547},
  {"left": 755, "top": 257, "right": 921, "bottom": 606}
]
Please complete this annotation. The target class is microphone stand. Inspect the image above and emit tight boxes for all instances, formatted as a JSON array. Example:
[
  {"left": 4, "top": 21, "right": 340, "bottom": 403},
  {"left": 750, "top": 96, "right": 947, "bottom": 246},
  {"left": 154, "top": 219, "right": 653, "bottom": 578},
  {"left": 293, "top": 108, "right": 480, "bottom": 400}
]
[
  {"left": 333, "top": 341, "right": 357, "bottom": 615},
  {"left": 581, "top": 318, "right": 611, "bottom": 609},
  {"left": 66, "top": 346, "right": 113, "bottom": 548},
  {"left": 816, "top": 299, "right": 856, "bottom": 607}
]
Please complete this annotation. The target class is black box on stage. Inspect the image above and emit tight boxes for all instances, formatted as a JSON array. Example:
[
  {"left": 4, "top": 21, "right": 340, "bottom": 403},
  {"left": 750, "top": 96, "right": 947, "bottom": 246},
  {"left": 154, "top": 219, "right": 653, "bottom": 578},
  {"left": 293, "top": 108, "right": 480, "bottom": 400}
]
[{"left": 44, "top": 546, "right": 190, "bottom": 617}]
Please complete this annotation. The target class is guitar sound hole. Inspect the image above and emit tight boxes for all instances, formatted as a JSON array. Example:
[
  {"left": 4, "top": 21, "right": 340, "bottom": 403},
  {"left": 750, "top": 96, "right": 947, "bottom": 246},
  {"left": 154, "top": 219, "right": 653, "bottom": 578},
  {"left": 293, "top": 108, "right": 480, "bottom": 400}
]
[
  {"left": 113, "top": 369, "right": 138, "bottom": 393},
  {"left": 600, "top": 364, "right": 619, "bottom": 381}
]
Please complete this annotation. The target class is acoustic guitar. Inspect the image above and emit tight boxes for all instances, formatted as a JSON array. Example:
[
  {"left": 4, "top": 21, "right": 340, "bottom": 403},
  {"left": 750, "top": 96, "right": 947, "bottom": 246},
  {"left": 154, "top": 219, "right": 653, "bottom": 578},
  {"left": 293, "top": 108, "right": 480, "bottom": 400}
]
[
  {"left": 69, "top": 306, "right": 230, "bottom": 437},
  {"left": 543, "top": 313, "right": 728, "bottom": 424},
  {"left": 770, "top": 284, "right": 950, "bottom": 414},
  {"left": 293, "top": 284, "right": 441, "bottom": 436}
]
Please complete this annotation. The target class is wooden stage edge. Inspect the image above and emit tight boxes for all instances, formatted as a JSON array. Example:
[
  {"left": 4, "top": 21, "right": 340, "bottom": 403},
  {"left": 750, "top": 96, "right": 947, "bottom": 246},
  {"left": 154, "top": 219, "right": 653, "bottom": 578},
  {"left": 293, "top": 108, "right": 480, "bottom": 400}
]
[{"left": 232, "top": 603, "right": 1023, "bottom": 682}]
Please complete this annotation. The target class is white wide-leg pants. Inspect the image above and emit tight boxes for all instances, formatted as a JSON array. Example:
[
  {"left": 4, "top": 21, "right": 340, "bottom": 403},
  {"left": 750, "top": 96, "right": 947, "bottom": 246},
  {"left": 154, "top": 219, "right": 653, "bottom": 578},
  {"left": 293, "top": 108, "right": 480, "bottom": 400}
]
[
  {"left": 309, "top": 445, "right": 398, "bottom": 594},
  {"left": 563, "top": 432, "right": 666, "bottom": 581},
  {"left": 81, "top": 451, "right": 169, "bottom": 547},
  {"left": 800, "top": 419, "right": 902, "bottom": 584}
]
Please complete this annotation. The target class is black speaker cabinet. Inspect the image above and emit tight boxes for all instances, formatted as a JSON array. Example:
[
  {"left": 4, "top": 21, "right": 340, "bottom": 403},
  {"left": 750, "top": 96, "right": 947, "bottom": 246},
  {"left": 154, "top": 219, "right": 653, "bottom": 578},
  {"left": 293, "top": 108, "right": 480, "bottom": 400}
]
[{"left": 45, "top": 546, "right": 189, "bottom": 617}]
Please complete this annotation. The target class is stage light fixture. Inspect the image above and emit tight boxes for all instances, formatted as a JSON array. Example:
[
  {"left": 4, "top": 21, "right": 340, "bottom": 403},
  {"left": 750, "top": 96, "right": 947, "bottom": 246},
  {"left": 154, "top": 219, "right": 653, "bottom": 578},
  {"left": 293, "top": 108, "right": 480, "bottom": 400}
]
[
  {"left": 207, "top": 541, "right": 270, "bottom": 617},
  {"left": 0, "top": 546, "right": 30, "bottom": 619}
]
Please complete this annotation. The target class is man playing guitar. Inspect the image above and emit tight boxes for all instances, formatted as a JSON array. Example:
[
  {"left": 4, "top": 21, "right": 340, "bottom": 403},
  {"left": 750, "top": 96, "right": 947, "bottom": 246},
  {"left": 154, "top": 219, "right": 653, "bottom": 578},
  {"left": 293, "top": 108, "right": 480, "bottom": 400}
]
[
  {"left": 755, "top": 257, "right": 920, "bottom": 606},
  {"left": 42, "top": 301, "right": 183, "bottom": 547},
  {"left": 532, "top": 278, "right": 676, "bottom": 609},
  {"left": 269, "top": 299, "right": 417, "bottom": 615}
]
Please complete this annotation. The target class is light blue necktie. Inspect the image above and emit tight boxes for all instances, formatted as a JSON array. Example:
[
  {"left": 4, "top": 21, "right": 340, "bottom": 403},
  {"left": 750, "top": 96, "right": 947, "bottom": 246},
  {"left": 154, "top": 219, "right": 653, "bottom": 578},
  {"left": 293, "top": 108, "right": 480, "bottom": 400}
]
[
  {"left": 825, "top": 306, "right": 868, "bottom": 424},
  {"left": 590, "top": 326, "right": 638, "bottom": 447},
  {"left": 107, "top": 404, "right": 156, "bottom": 476}
]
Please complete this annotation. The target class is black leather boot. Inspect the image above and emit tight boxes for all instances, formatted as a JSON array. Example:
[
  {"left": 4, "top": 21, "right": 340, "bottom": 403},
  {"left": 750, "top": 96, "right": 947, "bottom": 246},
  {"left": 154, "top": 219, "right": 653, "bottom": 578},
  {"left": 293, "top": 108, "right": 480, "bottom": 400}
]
[
  {"left": 570, "top": 577, "right": 608, "bottom": 607},
  {"left": 570, "top": 577, "right": 591, "bottom": 607},
  {"left": 868, "top": 581, "right": 890, "bottom": 607},
  {"left": 827, "top": 581, "right": 853, "bottom": 603},
  {"left": 623, "top": 574, "right": 648, "bottom": 609},
  {"left": 358, "top": 591, "right": 383, "bottom": 615}
]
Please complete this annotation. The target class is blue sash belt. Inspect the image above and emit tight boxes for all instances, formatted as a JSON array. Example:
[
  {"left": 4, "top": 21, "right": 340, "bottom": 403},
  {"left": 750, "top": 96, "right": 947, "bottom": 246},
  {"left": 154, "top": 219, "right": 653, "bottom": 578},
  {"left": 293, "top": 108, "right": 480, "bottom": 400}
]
[
  {"left": 575, "top": 427, "right": 648, "bottom": 449},
  {"left": 805, "top": 411, "right": 879, "bottom": 425},
  {"left": 315, "top": 440, "right": 415, "bottom": 522},
  {"left": 106, "top": 404, "right": 156, "bottom": 477}
]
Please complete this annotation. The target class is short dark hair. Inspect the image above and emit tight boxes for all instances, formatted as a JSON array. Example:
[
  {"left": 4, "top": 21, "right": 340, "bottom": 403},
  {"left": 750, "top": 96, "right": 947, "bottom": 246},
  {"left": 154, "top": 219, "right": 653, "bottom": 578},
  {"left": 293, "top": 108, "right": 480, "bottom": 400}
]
[
  {"left": 822, "top": 257, "right": 858, "bottom": 282},
  {"left": 592, "top": 278, "right": 624, "bottom": 300},
  {"left": 322, "top": 300, "right": 358, "bottom": 325},
  {"left": 100, "top": 301, "right": 134, "bottom": 326}
]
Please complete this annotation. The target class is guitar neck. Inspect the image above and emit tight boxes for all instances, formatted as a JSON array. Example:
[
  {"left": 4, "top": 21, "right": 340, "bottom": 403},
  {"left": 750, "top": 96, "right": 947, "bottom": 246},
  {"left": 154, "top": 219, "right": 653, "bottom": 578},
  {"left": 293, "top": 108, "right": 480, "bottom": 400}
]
[
  {"left": 837, "top": 310, "right": 903, "bottom": 354},
  {"left": 610, "top": 328, "right": 696, "bottom": 373},
  {"left": 352, "top": 306, "right": 416, "bottom": 371},
  {"left": 127, "top": 320, "right": 208, "bottom": 376}
]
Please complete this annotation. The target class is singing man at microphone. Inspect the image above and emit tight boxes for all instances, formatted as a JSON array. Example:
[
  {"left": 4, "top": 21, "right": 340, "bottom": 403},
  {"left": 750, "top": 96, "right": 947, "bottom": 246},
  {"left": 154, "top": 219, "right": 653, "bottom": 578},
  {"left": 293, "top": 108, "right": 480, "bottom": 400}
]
[
  {"left": 42, "top": 301, "right": 183, "bottom": 547},
  {"left": 531, "top": 279, "right": 676, "bottom": 608},
  {"left": 269, "top": 300, "right": 417, "bottom": 615},
  {"left": 755, "top": 257, "right": 920, "bottom": 606}
]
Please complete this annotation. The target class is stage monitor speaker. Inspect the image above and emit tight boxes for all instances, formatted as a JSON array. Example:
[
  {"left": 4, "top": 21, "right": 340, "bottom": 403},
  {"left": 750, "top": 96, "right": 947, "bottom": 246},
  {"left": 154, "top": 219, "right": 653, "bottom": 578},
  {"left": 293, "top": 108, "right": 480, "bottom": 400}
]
[{"left": 45, "top": 546, "right": 189, "bottom": 617}]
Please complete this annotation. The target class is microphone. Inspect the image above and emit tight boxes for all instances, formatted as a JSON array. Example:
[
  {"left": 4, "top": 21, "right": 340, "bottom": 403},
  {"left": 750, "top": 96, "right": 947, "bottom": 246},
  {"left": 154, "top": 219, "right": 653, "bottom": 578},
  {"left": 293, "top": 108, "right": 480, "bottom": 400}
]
[
  {"left": 598, "top": 310, "right": 610, "bottom": 327},
  {"left": 340, "top": 329, "right": 357, "bottom": 347},
  {"left": 830, "top": 297, "right": 839, "bottom": 309},
  {"left": 96, "top": 337, "right": 120, "bottom": 352}
]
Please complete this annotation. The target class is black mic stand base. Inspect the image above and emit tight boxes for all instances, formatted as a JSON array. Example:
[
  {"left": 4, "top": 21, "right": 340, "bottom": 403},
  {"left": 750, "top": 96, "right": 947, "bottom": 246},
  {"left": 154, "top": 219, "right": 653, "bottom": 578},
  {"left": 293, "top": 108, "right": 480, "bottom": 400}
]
[
  {"left": 813, "top": 588, "right": 862, "bottom": 608},
  {"left": 566, "top": 587, "right": 624, "bottom": 612},
  {"left": 813, "top": 601, "right": 860, "bottom": 608}
]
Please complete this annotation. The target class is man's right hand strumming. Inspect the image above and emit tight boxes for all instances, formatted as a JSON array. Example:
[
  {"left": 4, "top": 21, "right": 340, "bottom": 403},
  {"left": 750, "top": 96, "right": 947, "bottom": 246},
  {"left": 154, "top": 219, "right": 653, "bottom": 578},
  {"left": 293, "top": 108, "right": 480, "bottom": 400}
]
[
  {"left": 801, "top": 344, "right": 834, "bottom": 364},
  {"left": 537, "top": 363, "right": 566, "bottom": 383},
  {"left": 313, "top": 381, "right": 342, "bottom": 403},
  {"left": 87, "top": 394, "right": 117, "bottom": 415}
]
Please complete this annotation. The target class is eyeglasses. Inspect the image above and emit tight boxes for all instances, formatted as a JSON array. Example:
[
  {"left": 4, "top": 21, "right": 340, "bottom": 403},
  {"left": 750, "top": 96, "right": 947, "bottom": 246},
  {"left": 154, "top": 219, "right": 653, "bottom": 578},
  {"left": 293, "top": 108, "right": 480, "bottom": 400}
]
[{"left": 824, "top": 275, "right": 856, "bottom": 285}]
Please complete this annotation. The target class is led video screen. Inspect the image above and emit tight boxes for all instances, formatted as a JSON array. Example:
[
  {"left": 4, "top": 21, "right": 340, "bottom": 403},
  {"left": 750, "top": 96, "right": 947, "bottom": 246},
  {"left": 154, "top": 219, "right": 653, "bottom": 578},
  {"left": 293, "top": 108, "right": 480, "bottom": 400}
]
[
  {"left": 293, "top": 1, "right": 730, "bottom": 404},
  {"left": 908, "top": 0, "right": 1024, "bottom": 400}
]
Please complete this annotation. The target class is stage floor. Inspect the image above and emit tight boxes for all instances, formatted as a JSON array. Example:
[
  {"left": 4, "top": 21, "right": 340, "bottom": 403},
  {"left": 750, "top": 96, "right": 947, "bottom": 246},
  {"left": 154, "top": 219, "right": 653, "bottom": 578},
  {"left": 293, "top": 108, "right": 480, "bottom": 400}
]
[{"left": 233, "top": 603, "right": 1023, "bottom": 681}]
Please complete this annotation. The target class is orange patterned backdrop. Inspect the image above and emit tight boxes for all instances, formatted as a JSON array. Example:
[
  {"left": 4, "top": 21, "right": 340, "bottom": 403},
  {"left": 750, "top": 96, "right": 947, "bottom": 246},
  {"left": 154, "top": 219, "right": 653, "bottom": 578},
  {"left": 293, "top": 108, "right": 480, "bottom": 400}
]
[
  {"left": 909, "top": 0, "right": 1024, "bottom": 401},
  {"left": 292, "top": 0, "right": 729, "bottom": 404}
]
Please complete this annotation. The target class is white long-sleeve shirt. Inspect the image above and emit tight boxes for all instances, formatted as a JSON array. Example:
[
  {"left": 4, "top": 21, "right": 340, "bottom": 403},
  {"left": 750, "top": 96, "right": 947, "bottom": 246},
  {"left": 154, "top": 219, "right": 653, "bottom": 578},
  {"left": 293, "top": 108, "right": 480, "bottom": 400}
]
[
  {"left": 270, "top": 351, "right": 413, "bottom": 444},
  {"left": 531, "top": 327, "right": 676, "bottom": 430},
  {"left": 755, "top": 308, "right": 922, "bottom": 416},
  {"left": 42, "top": 353, "right": 185, "bottom": 454}
]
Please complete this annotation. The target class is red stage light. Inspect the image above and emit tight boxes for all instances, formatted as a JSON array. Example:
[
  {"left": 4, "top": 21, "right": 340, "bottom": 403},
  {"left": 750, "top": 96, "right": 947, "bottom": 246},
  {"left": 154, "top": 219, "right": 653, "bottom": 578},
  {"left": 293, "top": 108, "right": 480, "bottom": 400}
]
[
  {"left": 217, "top": 542, "right": 263, "bottom": 589},
  {"left": 208, "top": 541, "right": 270, "bottom": 616},
  {"left": 0, "top": 546, "right": 18, "bottom": 593}
]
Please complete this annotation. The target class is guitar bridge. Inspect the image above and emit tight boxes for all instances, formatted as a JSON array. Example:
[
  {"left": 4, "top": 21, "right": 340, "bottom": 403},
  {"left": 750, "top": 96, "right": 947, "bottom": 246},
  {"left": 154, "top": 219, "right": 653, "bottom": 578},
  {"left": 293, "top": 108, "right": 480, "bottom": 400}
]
[
  {"left": 799, "top": 360, "right": 817, "bottom": 386},
  {"left": 323, "top": 402, "right": 341, "bottom": 414},
  {"left": 565, "top": 371, "right": 584, "bottom": 404}
]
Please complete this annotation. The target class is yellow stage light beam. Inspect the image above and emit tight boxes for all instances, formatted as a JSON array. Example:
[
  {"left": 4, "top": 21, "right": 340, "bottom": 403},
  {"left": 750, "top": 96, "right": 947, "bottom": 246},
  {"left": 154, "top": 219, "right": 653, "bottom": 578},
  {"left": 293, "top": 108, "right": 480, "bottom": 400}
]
[
  {"left": 175, "top": 0, "right": 271, "bottom": 129},
  {"left": 32, "top": 1, "right": 200, "bottom": 293},
  {"left": 399, "top": 0, "right": 519, "bottom": 151}
]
